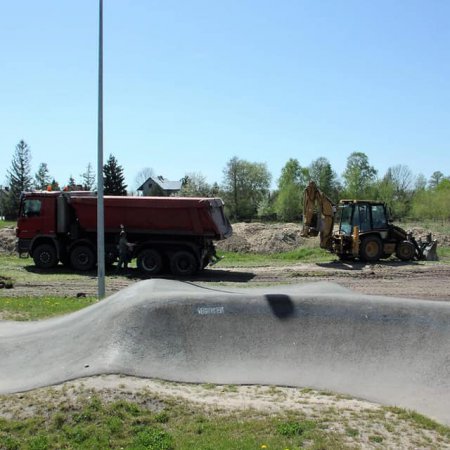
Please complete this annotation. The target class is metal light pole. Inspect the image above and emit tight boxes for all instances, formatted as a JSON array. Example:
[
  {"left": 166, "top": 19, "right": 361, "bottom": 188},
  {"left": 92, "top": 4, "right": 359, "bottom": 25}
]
[{"left": 97, "top": 0, "right": 105, "bottom": 298}]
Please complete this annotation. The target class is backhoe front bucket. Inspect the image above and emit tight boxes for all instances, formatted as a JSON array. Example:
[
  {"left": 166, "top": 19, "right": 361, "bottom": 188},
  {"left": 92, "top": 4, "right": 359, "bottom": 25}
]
[{"left": 423, "top": 239, "right": 438, "bottom": 261}]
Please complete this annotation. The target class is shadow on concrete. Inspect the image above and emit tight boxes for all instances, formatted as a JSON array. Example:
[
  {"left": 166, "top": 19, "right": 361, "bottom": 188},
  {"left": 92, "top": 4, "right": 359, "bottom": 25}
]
[{"left": 265, "top": 294, "right": 295, "bottom": 318}]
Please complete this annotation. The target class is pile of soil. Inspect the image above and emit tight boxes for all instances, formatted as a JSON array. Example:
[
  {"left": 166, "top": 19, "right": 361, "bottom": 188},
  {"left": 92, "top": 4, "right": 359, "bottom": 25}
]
[
  {"left": 216, "top": 222, "right": 318, "bottom": 254},
  {"left": 408, "top": 226, "right": 450, "bottom": 247},
  {"left": 216, "top": 222, "right": 450, "bottom": 254},
  {"left": 0, "top": 227, "right": 16, "bottom": 254}
]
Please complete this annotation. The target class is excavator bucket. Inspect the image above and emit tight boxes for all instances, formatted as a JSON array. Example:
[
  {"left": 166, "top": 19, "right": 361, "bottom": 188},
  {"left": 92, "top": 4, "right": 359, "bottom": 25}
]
[
  {"left": 423, "top": 239, "right": 438, "bottom": 261},
  {"left": 417, "top": 233, "right": 438, "bottom": 261}
]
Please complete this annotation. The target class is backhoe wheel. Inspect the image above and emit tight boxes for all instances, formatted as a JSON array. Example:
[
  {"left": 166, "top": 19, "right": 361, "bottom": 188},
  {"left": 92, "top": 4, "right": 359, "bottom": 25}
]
[
  {"left": 33, "top": 244, "right": 58, "bottom": 269},
  {"left": 396, "top": 240, "right": 415, "bottom": 261},
  {"left": 137, "top": 249, "right": 163, "bottom": 275},
  {"left": 170, "top": 250, "right": 198, "bottom": 276},
  {"left": 359, "top": 236, "right": 383, "bottom": 262},
  {"left": 70, "top": 245, "right": 95, "bottom": 271}
]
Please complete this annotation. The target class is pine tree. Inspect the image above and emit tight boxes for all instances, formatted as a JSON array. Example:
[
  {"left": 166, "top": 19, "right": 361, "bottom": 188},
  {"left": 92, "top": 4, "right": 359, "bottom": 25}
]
[
  {"left": 81, "top": 163, "right": 96, "bottom": 191},
  {"left": 67, "top": 175, "right": 77, "bottom": 191},
  {"left": 103, "top": 154, "right": 127, "bottom": 195},
  {"left": 34, "top": 162, "right": 52, "bottom": 190},
  {"left": 50, "top": 179, "right": 60, "bottom": 191},
  {"left": 3, "top": 140, "right": 33, "bottom": 218}
]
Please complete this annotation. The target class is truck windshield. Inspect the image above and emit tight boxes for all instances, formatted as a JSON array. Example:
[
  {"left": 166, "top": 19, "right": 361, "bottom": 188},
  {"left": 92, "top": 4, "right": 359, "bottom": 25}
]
[{"left": 23, "top": 199, "right": 42, "bottom": 217}]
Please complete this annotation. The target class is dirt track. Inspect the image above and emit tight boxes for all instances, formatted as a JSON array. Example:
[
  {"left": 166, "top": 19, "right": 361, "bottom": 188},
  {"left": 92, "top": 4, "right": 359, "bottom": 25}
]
[
  {"left": 2, "top": 260, "right": 449, "bottom": 301},
  {"left": 1, "top": 223, "right": 449, "bottom": 301}
]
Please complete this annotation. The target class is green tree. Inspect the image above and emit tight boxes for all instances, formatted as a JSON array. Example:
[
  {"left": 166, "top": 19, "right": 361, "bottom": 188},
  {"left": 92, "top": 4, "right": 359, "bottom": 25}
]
[
  {"left": 221, "top": 156, "right": 271, "bottom": 221},
  {"left": 179, "top": 172, "right": 212, "bottom": 197},
  {"left": 67, "top": 175, "right": 77, "bottom": 190},
  {"left": 50, "top": 179, "right": 60, "bottom": 191},
  {"left": 81, "top": 163, "right": 96, "bottom": 191},
  {"left": 103, "top": 154, "right": 127, "bottom": 195},
  {"left": 412, "top": 179, "right": 450, "bottom": 221},
  {"left": 274, "top": 158, "right": 308, "bottom": 221},
  {"left": 378, "top": 165, "right": 414, "bottom": 218},
  {"left": 308, "top": 157, "right": 340, "bottom": 201},
  {"left": 276, "top": 183, "right": 302, "bottom": 221},
  {"left": 414, "top": 173, "right": 427, "bottom": 192},
  {"left": 428, "top": 171, "right": 444, "bottom": 189},
  {"left": 342, "top": 151, "right": 377, "bottom": 198},
  {"left": 34, "top": 162, "right": 52, "bottom": 190},
  {"left": 3, "top": 140, "right": 33, "bottom": 218}
]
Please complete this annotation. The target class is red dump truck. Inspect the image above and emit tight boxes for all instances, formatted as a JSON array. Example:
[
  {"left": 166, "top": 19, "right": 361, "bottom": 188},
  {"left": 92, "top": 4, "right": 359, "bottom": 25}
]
[{"left": 16, "top": 191, "right": 232, "bottom": 276}]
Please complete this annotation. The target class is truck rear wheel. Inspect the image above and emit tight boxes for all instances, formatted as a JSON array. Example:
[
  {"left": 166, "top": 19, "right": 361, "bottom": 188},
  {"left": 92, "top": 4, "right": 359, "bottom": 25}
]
[
  {"left": 70, "top": 245, "right": 95, "bottom": 271},
  {"left": 359, "top": 236, "right": 382, "bottom": 262},
  {"left": 170, "top": 250, "right": 198, "bottom": 276},
  {"left": 137, "top": 249, "right": 163, "bottom": 275},
  {"left": 33, "top": 244, "right": 58, "bottom": 269},
  {"left": 396, "top": 240, "right": 415, "bottom": 261}
]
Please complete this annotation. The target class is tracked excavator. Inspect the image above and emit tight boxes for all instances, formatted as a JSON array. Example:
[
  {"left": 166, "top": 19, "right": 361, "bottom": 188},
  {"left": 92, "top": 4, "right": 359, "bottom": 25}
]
[{"left": 301, "top": 181, "right": 438, "bottom": 262}]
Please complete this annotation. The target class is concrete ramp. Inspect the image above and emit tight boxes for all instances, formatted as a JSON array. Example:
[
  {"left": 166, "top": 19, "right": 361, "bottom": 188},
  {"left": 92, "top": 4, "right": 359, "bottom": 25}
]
[{"left": 1, "top": 280, "right": 449, "bottom": 424}]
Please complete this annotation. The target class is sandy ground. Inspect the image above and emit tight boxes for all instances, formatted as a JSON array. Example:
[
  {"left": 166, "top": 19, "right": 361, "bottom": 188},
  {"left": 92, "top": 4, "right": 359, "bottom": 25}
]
[{"left": 1, "top": 375, "right": 449, "bottom": 449}]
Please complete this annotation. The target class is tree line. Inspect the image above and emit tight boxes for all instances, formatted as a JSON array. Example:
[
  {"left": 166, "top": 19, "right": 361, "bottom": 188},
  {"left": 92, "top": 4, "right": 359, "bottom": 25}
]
[{"left": 1, "top": 139, "right": 449, "bottom": 222}]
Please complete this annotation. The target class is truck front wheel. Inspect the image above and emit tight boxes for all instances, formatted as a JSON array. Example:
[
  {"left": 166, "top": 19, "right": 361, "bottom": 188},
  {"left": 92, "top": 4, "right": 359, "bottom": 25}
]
[
  {"left": 70, "top": 245, "right": 95, "bottom": 271},
  {"left": 33, "top": 244, "right": 58, "bottom": 269},
  {"left": 137, "top": 249, "right": 163, "bottom": 275},
  {"left": 396, "top": 240, "right": 415, "bottom": 261},
  {"left": 170, "top": 250, "right": 198, "bottom": 276}
]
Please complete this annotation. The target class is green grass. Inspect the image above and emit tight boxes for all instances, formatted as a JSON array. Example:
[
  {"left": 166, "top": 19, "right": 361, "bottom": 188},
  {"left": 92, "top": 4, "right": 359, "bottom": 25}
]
[
  {"left": 0, "top": 396, "right": 347, "bottom": 450},
  {"left": 385, "top": 407, "right": 450, "bottom": 438},
  {"left": 1, "top": 394, "right": 449, "bottom": 450},
  {"left": 0, "top": 296, "right": 97, "bottom": 320},
  {"left": 0, "top": 220, "right": 15, "bottom": 229},
  {"left": 217, "top": 247, "right": 332, "bottom": 267}
]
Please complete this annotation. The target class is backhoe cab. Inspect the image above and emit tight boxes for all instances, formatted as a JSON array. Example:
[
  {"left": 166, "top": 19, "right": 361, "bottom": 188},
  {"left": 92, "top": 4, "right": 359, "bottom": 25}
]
[{"left": 301, "top": 181, "right": 438, "bottom": 262}]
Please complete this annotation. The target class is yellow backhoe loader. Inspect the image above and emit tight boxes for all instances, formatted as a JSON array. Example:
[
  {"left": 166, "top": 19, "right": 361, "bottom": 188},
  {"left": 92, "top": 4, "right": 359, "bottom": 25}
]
[{"left": 301, "top": 181, "right": 438, "bottom": 262}]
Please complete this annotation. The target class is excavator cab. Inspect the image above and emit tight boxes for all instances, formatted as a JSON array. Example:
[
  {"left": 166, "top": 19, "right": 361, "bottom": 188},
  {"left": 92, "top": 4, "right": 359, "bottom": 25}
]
[{"left": 336, "top": 201, "right": 389, "bottom": 235}]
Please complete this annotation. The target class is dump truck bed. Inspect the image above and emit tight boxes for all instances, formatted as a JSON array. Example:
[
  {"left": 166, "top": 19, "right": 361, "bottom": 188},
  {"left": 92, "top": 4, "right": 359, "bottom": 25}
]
[{"left": 68, "top": 196, "right": 232, "bottom": 240}]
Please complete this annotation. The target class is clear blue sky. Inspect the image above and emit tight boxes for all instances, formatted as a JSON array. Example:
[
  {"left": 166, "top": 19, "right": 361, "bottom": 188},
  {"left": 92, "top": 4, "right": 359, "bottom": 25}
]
[{"left": 1, "top": 0, "right": 449, "bottom": 191}]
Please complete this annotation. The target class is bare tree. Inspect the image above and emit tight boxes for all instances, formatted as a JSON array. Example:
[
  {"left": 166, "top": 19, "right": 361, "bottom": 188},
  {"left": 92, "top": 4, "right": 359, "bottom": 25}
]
[{"left": 134, "top": 167, "right": 155, "bottom": 191}]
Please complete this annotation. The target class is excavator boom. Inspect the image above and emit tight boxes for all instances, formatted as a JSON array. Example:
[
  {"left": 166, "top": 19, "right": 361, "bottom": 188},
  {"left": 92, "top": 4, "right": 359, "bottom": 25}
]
[{"left": 301, "top": 181, "right": 335, "bottom": 250}]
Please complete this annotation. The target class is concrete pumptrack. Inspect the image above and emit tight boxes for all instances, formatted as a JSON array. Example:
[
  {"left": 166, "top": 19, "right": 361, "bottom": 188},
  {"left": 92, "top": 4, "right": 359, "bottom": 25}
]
[{"left": 0, "top": 280, "right": 449, "bottom": 425}]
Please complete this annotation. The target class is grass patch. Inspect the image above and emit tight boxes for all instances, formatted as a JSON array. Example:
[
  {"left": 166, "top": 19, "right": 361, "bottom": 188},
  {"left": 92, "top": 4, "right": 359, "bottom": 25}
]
[
  {"left": 385, "top": 406, "right": 450, "bottom": 437},
  {"left": 0, "top": 396, "right": 347, "bottom": 450},
  {"left": 0, "top": 296, "right": 97, "bottom": 320},
  {"left": 1, "top": 383, "right": 450, "bottom": 449},
  {"left": 218, "top": 247, "right": 331, "bottom": 267},
  {"left": 0, "top": 220, "right": 15, "bottom": 229}
]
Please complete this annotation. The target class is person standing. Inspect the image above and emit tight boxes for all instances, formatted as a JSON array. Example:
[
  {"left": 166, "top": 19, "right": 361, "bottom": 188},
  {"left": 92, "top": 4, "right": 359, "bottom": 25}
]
[{"left": 116, "top": 229, "right": 129, "bottom": 272}]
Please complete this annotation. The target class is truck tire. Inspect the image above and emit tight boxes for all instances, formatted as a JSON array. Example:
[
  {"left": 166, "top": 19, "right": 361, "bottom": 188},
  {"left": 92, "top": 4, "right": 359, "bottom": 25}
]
[
  {"left": 359, "top": 236, "right": 383, "bottom": 262},
  {"left": 137, "top": 249, "right": 163, "bottom": 275},
  {"left": 396, "top": 240, "right": 415, "bottom": 261},
  {"left": 33, "top": 244, "right": 58, "bottom": 269},
  {"left": 170, "top": 250, "right": 198, "bottom": 276},
  {"left": 70, "top": 245, "right": 95, "bottom": 271}
]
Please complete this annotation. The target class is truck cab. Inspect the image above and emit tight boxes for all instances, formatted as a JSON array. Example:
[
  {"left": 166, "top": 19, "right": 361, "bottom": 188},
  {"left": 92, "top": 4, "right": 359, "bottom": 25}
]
[{"left": 17, "top": 192, "right": 58, "bottom": 259}]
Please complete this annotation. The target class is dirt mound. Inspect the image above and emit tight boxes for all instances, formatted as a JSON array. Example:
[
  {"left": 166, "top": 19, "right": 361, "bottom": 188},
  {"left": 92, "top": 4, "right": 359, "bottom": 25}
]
[
  {"left": 216, "top": 222, "right": 449, "bottom": 254},
  {"left": 408, "top": 227, "right": 450, "bottom": 247},
  {"left": 216, "top": 222, "right": 318, "bottom": 254},
  {"left": 0, "top": 228, "right": 16, "bottom": 254}
]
